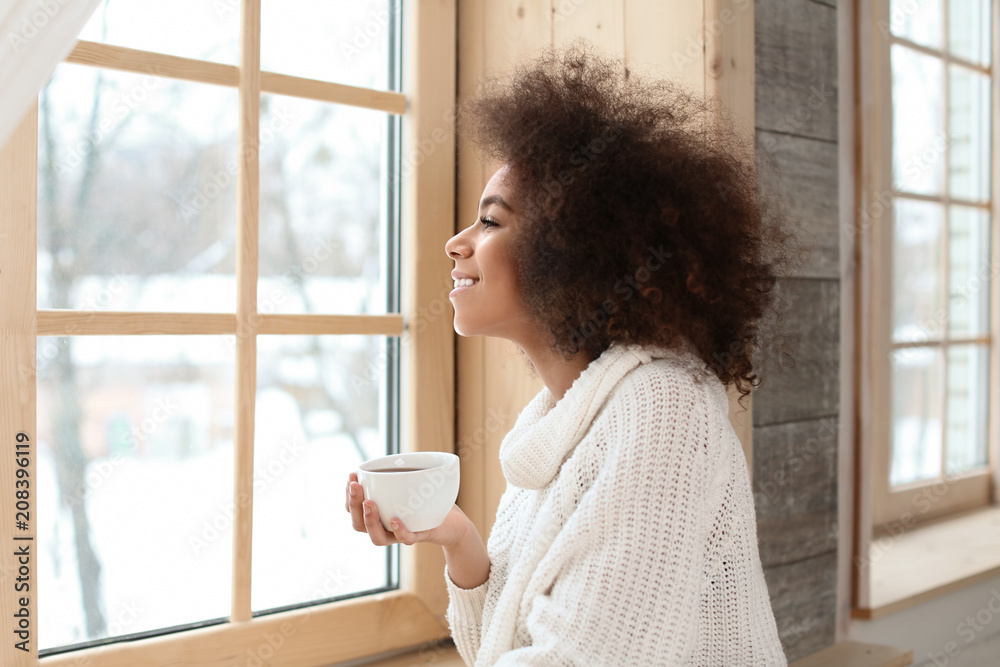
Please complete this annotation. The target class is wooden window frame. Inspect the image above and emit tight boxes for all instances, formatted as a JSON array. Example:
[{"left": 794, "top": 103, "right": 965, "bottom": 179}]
[
  {"left": 852, "top": 0, "right": 1000, "bottom": 618},
  {"left": 856, "top": 0, "right": 1000, "bottom": 537},
  {"left": 0, "top": 1, "right": 458, "bottom": 665}
]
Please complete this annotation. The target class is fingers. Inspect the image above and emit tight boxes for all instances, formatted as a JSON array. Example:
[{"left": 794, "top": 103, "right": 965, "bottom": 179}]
[
  {"left": 386, "top": 518, "right": 425, "bottom": 546},
  {"left": 346, "top": 474, "right": 368, "bottom": 533},
  {"left": 344, "top": 471, "right": 356, "bottom": 512},
  {"left": 346, "top": 472, "right": 418, "bottom": 546},
  {"left": 361, "top": 500, "right": 399, "bottom": 546}
]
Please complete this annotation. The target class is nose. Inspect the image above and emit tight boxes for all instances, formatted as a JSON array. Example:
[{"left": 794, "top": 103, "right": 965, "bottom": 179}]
[{"left": 445, "top": 225, "right": 472, "bottom": 260}]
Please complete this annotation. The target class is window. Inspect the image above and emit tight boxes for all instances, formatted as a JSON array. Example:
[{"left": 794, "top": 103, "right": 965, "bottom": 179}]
[
  {"left": 858, "top": 0, "right": 997, "bottom": 533},
  {"left": 853, "top": 0, "right": 1000, "bottom": 616},
  {"left": 0, "top": 1, "right": 458, "bottom": 665}
]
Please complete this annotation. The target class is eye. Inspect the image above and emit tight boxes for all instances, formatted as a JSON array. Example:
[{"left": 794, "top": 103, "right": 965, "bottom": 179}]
[{"left": 479, "top": 216, "right": 498, "bottom": 229}]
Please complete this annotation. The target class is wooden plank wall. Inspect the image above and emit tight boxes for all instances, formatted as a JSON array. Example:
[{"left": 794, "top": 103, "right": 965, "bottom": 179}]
[
  {"left": 751, "top": 0, "right": 841, "bottom": 661},
  {"left": 455, "top": 0, "right": 708, "bottom": 540}
]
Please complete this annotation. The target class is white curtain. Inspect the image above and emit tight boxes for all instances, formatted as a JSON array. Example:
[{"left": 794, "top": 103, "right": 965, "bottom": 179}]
[{"left": 0, "top": 0, "right": 103, "bottom": 149}]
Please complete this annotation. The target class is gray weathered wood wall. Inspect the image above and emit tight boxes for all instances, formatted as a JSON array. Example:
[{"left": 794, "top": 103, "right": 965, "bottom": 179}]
[{"left": 752, "top": 0, "right": 841, "bottom": 661}]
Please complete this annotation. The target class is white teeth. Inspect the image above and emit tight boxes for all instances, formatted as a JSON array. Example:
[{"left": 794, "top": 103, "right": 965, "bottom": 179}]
[{"left": 454, "top": 278, "right": 478, "bottom": 288}]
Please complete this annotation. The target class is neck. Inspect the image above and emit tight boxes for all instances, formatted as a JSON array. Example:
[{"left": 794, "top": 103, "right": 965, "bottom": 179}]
[{"left": 515, "top": 334, "right": 594, "bottom": 403}]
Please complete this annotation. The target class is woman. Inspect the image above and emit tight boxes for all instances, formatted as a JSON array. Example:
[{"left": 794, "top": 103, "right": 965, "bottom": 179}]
[{"left": 346, "top": 44, "right": 796, "bottom": 665}]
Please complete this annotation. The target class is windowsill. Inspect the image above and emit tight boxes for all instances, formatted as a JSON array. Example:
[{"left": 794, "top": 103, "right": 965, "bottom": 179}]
[
  {"left": 352, "top": 641, "right": 464, "bottom": 666},
  {"left": 788, "top": 641, "right": 913, "bottom": 667},
  {"left": 853, "top": 504, "right": 1000, "bottom": 620}
]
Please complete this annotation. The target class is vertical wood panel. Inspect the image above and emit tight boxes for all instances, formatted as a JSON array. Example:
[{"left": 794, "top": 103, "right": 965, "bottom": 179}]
[
  {"left": 705, "top": 0, "right": 755, "bottom": 469},
  {"left": 456, "top": 0, "right": 552, "bottom": 541},
  {"left": 479, "top": 0, "right": 554, "bottom": 538},
  {"left": 455, "top": 0, "right": 489, "bottom": 538},
  {"left": 231, "top": 0, "right": 261, "bottom": 623},
  {"left": 552, "top": 0, "right": 625, "bottom": 56},
  {"left": 0, "top": 105, "right": 38, "bottom": 667},
  {"left": 624, "top": 0, "right": 704, "bottom": 94},
  {"left": 402, "top": 0, "right": 457, "bottom": 618}
]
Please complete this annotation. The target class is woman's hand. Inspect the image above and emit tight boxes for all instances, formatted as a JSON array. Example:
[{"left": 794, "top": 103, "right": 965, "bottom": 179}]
[{"left": 344, "top": 471, "right": 470, "bottom": 548}]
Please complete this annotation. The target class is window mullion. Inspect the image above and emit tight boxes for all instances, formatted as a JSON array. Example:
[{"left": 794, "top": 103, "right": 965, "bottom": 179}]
[{"left": 232, "top": 0, "right": 261, "bottom": 624}]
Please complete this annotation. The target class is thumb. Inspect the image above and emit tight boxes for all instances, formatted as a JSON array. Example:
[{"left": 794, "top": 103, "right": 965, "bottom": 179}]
[{"left": 388, "top": 517, "right": 425, "bottom": 545}]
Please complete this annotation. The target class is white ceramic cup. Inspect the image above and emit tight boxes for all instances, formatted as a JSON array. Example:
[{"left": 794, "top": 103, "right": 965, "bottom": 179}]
[{"left": 356, "top": 452, "right": 460, "bottom": 532}]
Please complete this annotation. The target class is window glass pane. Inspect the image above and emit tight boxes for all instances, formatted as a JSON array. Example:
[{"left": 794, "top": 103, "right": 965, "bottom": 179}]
[
  {"left": 77, "top": 0, "right": 240, "bottom": 64},
  {"left": 890, "top": 346, "right": 943, "bottom": 485},
  {"left": 892, "top": 199, "right": 944, "bottom": 342},
  {"left": 251, "top": 335, "right": 394, "bottom": 612},
  {"left": 948, "top": 0, "right": 991, "bottom": 65},
  {"left": 948, "top": 206, "right": 992, "bottom": 337},
  {"left": 258, "top": 95, "right": 390, "bottom": 315},
  {"left": 948, "top": 65, "right": 991, "bottom": 202},
  {"left": 38, "top": 64, "right": 238, "bottom": 313},
  {"left": 889, "top": 0, "right": 942, "bottom": 49},
  {"left": 261, "top": 0, "right": 397, "bottom": 91},
  {"left": 38, "top": 336, "right": 234, "bottom": 650},
  {"left": 945, "top": 344, "right": 990, "bottom": 474},
  {"left": 892, "top": 45, "right": 945, "bottom": 195}
]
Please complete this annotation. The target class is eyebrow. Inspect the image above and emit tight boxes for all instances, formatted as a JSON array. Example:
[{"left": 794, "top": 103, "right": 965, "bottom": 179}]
[{"left": 478, "top": 194, "right": 513, "bottom": 213}]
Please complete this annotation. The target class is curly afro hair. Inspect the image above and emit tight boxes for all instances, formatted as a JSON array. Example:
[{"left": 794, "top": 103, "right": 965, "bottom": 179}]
[{"left": 458, "top": 42, "right": 803, "bottom": 404}]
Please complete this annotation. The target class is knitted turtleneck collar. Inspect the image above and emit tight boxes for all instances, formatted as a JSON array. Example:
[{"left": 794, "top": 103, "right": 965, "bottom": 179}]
[{"left": 499, "top": 339, "right": 714, "bottom": 490}]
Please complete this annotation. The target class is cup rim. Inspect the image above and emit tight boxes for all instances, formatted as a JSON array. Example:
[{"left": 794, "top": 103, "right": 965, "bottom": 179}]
[{"left": 357, "top": 451, "right": 458, "bottom": 474}]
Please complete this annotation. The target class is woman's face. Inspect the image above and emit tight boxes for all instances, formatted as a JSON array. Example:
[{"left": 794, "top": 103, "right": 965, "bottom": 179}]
[{"left": 445, "top": 165, "right": 535, "bottom": 342}]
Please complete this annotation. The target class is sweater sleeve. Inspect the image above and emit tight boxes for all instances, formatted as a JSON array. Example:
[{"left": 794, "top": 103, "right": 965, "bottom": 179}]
[
  {"left": 444, "top": 563, "right": 489, "bottom": 664},
  {"left": 493, "top": 374, "right": 717, "bottom": 665}
]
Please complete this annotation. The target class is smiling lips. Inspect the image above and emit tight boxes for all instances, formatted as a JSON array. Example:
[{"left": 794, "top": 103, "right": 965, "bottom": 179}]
[{"left": 451, "top": 277, "right": 478, "bottom": 295}]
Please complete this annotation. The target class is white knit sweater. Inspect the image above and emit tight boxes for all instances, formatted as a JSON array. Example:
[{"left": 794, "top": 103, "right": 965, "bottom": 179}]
[{"left": 444, "top": 341, "right": 787, "bottom": 666}]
